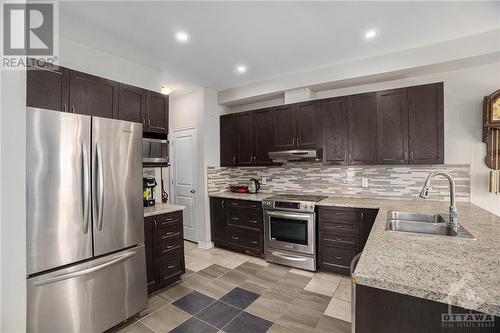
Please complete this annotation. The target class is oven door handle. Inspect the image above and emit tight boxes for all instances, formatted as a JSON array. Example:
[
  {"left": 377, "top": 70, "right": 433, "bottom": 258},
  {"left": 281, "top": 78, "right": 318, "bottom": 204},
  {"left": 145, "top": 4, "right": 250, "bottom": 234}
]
[
  {"left": 271, "top": 251, "right": 308, "bottom": 262},
  {"left": 265, "top": 210, "right": 313, "bottom": 220}
]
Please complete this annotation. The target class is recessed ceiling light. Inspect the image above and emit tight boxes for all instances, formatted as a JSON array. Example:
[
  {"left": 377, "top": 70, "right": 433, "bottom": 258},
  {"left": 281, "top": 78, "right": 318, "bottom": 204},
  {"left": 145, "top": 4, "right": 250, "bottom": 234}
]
[
  {"left": 236, "top": 65, "right": 247, "bottom": 74},
  {"left": 175, "top": 31, "right": 189, "bottom": 43},
  {"left": 365, "top": 29, "right": 378, "bottom": 40}
]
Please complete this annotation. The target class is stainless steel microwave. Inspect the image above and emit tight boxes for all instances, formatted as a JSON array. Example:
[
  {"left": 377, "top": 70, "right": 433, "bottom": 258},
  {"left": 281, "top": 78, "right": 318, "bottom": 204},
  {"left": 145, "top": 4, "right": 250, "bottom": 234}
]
[{"left": 143, "top": 138, "right": 169, "bottom": 166}]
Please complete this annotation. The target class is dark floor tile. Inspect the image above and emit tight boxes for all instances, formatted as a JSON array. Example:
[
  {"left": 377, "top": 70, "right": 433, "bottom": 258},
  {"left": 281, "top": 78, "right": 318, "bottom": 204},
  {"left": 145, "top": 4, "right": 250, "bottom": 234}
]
[
  {"left": 314, "top": 315, "right": 351, "bottom": 333},
  {"left": 199, "top": 264, "right": 231, "bottom": 279},
  {"left": 196, "top": 301, "right": 242, "bottom": 329},
  {"left": 168, "top": 317, "right": 218, "bottom": 333},
  {"left": 223, "top": 311, "right": 273, "bottom": 333},
  {"left": 173, "top": 291, "right": 216, "bottom": 315},
  {"left": 220, "top": 287, "right": 260, "bottom": 310}
]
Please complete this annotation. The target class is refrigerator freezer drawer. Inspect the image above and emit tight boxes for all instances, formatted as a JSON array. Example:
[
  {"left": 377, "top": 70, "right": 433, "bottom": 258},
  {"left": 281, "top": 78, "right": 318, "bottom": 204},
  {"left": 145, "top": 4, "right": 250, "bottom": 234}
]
[{"left": 27, "top": 245, "right": 147, "bottom": 333}]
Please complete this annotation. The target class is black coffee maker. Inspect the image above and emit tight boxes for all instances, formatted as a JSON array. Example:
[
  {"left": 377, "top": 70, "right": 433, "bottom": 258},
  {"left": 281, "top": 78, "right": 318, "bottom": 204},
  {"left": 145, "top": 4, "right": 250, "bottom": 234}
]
[{"left": 143, "top": 177, "right": 157, "bottom": 207}]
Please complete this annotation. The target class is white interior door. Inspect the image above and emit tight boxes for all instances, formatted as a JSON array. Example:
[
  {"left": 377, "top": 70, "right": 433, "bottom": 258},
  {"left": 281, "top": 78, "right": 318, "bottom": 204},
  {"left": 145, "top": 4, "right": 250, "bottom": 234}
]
[{"left": 171, "top": 127, "right": 198, "bottom": 242}]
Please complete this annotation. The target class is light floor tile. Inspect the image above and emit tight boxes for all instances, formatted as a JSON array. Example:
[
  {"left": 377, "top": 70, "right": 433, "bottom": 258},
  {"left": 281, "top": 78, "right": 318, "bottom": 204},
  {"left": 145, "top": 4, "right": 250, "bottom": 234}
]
[
  {"left": 314, "top": 271, "right": 344, "bottom": 283},
  {"left": 333, "top": 278, "right": 352, "bottom": 302},
  {"left": 140, "top": 304, "right": 191, "bottom": 332},
  {"left": 304, "top": 277, "right": 341, "bottom": 297},
  {"left": 324, "top": 297, "right": 351, "bottom": 323},
  {"left": 290, "top": 268, "right": 315, "bottom": 278}
]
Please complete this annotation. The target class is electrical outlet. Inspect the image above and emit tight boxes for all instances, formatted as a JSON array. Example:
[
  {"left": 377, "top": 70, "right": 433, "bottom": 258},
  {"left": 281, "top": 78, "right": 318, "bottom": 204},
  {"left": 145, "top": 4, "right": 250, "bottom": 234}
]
[
  {"left": 262, "top": 177, "right": 267, "bottom": 185},
  {"left": 362, "top": 177, "right": 369, "bottom": 188}
]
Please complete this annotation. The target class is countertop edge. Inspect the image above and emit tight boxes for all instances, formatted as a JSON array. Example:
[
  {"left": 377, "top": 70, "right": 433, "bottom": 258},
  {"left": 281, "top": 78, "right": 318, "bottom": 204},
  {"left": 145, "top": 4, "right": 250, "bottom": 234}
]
[{"left": 144, "top": 204, "right": 186, "bottom": 217}]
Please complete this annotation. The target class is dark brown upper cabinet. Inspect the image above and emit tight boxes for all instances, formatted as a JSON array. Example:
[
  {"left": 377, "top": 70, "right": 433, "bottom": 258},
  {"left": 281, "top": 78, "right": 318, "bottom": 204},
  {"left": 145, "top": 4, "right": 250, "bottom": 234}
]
[
  {"left": 118, "top": 83, "right": 146, "bottom": 124},
  {"left": 220, "top": 114, "right": 237, "bottom": 167},
  {"left": 408, "top": 83, "right": 444, "bottom": 164},
  {"left": 69, "top": 70, "right": 118, "bottom": 119},
  {"left": 272, "top": 105, "right": 296, "bottom": 149},
  {"left": 348, "top": 93, "right": 378, "bottom": 165},
  {"left": 295, "top": 101, "right": 322, "bottom": 148},
  {"left": 377, "top": 88, "right": 409, "bottom": 165},
  {"left": 235, "top": 112, "right": 255, "bottom": 166},
  {"left": 27, "top": 62, "right": 69, "bottom": 112},
  {"left": 322, "top": 97, "right": 349, "bottom": 165},
  {"left": 272, "top": 102, "right": 322, "bottom": 150},
  {"left": 144, "top": 91, "right": 169, "bottom": 134},
  {"left": 253, "top": 108, "right": 275, "bottom": 165}
]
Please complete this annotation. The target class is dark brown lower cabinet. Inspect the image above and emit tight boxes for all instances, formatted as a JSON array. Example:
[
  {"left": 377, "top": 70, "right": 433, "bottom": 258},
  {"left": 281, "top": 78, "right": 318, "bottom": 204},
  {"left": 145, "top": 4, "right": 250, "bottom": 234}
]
[
  {"left": 210, "top": 198, "right": 264, "bottom": 257},
  {"left": 318, "top": 206, "right": 377, "bottom": 275},
  {"left": 144, "top": 211, "right": 185, "bottom": 294},
  {"left": 356, "top": 284, "right": 499, "bottom": 333}
]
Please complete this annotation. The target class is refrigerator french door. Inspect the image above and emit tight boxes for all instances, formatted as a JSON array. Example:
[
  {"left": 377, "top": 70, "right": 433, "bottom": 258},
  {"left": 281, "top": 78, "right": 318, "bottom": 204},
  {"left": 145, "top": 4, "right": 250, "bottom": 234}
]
[{"left": 27, "top": 108, "right": 147, "bottom": 333}]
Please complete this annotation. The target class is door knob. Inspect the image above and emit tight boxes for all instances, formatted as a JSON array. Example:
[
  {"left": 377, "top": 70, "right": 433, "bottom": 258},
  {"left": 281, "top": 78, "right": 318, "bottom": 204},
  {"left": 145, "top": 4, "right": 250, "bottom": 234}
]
[{"left": 190, "top": 189, "right": 196, "bottom": 194}]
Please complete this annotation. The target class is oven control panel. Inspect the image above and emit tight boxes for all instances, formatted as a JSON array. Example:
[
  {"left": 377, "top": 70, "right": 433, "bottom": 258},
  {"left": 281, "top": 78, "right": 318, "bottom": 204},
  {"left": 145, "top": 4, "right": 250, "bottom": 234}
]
[{"left": 262, "top": 200, "right": 316, "bottom": 213}]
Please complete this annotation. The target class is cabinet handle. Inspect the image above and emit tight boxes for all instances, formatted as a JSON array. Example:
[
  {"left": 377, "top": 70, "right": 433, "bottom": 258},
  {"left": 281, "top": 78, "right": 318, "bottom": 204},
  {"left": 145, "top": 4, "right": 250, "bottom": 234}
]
[
  {"left": 292, "top": 138, "right": 296, "bottom": 146},
  {"left": 232, "top": 156, "right": 236, "bottom": 165},
  {"left": 410, "top": 151, "right": 415, "bottom": 162},
  {"left": 163, "top": 218, "right": 175, "bottom": 222},
  {"left": 250, "top": 241, "right": 258, "bottom": 244},
  {"left": 63, "top": 105, "right": 68, "bottom": 112},
  {"left": 335, "top": 256, "right": 343, "bottom": 260},
  {"left": 335, "top": 225, "right": 344, "bottom": 228},
  {"left": 296, "top": 137, "right": 300, "bottom": 146},
  {"left": 349, "top": 154, "right": 352, "bottom": 164},
  {"left": 153, "top": 219, "right": 158, "bottom": 229},
  {"left": 231, "top": 217, "right": 240, "bottom": 221},
  {"left": 71, "top": 106, "right": 75, "bottom": 113},
  {"left": 147, "top": 118, "right": 151, "bottom": 127},
  {"left": 249, "top": 219, "right": 257, "bottom": 223},
  {"left": 221, "top": 200, "right": 225, "bottom": 208},
  {"left": 167, "top": 265, "right": 175, "bottom": 269},
  {"left": 231, "top": 236, "right": 239, "bottom": 240}
]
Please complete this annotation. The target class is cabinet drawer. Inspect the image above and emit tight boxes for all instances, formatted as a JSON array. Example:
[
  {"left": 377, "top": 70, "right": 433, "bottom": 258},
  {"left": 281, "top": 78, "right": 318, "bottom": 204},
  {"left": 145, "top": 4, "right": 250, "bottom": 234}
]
[
  {"left": 321, "top": 246, "right": 357, "bottom": 268},
  {"left": 158, "top": 237, "right": 182, "bottom": 256},
  {"left": 320, "top": 231, "right": 357, "bottom": 249},
  {"left": 158, "top": 251, "right": 182, "bottom": 282},
  {"left": 321, "top": 221, "right": 357, "bottom": 233},
  {"left": 319, "top": 207, "right": 360, "bottom": 223},
  {"left": 227, "top": 228, "right": 262, "bottom": 252},
  {"left": 157, "top": 223, "right": 182, "bottom": 241},
  {"left": 227, "top": 210, "right": 262, "bottom": 231},
  {"left": 226, "top": 199, "right": 261, "bottom": 210},
  {"left": 158, "top": 211, "right": 183, "bottom": 228}
]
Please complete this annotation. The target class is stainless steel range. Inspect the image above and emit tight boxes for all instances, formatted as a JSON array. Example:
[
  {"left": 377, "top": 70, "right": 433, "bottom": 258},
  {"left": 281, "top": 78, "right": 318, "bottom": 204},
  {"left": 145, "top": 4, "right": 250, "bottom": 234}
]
[{"left": 263, "top": 194, "right": 327, "bottom": 271}]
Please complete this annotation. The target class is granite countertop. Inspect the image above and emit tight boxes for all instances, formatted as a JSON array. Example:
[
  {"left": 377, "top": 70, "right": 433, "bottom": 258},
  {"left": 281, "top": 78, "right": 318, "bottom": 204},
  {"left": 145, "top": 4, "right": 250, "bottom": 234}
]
[
  {"left": 318, "top": 197, "right": 500, "bottom": 316},
  {"left": 208, "top": 191, "right": 274, "bottom": 202},
  {"left": 144, "top": 202, "right": 186, "bottom": 217}
]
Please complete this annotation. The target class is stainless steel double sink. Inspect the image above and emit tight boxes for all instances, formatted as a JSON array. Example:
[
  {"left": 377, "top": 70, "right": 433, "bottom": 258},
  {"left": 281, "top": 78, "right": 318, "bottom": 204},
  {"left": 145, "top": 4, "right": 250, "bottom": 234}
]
[{"left": 386, "top": 211, "right": 475, "bottom": 239}]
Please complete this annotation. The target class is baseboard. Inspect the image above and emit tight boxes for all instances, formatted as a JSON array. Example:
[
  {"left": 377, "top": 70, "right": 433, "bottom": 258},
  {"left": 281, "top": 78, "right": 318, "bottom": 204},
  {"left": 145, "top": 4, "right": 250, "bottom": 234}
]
[{"left": 197, "top": 241, "right": 214, "bottom": 250}]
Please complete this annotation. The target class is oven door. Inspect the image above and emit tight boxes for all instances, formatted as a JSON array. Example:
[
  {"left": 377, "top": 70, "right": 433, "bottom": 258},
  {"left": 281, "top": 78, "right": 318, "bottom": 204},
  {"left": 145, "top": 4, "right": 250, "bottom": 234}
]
[{"left": 264, "top": 210, "right": 315, "bottom": 255}]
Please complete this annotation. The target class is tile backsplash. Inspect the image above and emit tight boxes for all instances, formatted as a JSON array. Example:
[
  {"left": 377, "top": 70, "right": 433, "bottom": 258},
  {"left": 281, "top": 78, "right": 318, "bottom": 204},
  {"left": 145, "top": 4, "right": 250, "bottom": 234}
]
[{"left": 207, "top": 163, "right": 470, "bottom": 201}]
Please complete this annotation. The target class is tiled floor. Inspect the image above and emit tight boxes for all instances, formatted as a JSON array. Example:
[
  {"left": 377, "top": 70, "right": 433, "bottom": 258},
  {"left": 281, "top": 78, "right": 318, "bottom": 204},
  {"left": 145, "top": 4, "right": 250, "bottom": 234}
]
[{"left": 111, "top": 241, "right": 351, "bottom": 333}]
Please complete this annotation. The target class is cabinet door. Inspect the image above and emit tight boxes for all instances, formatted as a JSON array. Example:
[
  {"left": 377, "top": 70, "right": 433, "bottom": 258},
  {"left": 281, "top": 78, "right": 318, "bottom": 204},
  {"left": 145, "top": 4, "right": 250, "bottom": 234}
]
[
  {"left": 144, "top": 216, "right": 158, "bottom": 293},
  {"left": 210, "top": 198, "right": 227, "bottom": 244},
  {"left": 69, "top": 70, "right": 118, "bottom": 118},
  {"left": 348, "top": 93, "right": 378, "bottom": 165},
  {"left": 145, "top": 91, "right": 169, "bottom": 134},
  {"left": 377, "top": 89, "right": 409, "bottom": 164},
  {"left": 118, "top": 83, "right": 145, "bottom": 123},
  {"left": 359, "top": 210, "right": 377, "bottom": 252},
  {"left": 322, "top": 97, "right": 349, "bottom": 165},
  {"left": 295, "top": 101, "right": 322, "bottom": 148},
  {"left": 253, "top": 108, "right": 275, "bottom": 165},
  {"left": 220, "top": 115, "right": 237, "bottom": 167},
  {"left": 408, "top": 83, "right": 444, "bottom": 164},
  {"left": 235, "top": 112, "right": 255, "bottom": 166},
  {"left": 272, "top": 105, "right": 296, "bottom": 150},
  {"left": 27, "top": 62, "right": 70, "bottom": 112}
]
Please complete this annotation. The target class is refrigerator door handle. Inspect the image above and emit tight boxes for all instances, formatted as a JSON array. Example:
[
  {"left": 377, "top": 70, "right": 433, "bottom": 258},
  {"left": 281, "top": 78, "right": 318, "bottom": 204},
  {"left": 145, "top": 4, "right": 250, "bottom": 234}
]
[
  {"left": 94, "top": 144, "right": 105, "bottom": 231},
  {"left": 81, "top": 143, "right": 90, "bottom": 234},
  {"left": 32, "top": 250, "right": 137, "bottom": 287}
]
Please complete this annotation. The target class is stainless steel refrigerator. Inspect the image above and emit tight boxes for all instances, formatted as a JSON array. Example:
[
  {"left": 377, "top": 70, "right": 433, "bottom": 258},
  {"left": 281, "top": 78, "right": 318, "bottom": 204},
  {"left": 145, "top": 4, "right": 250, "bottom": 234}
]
[{"left": 26, "top": 107, "right": 147, "bottom": 332}]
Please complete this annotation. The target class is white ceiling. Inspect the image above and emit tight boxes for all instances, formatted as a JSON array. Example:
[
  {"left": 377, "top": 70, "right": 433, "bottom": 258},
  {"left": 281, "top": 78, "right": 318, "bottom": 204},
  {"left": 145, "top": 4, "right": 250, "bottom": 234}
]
[{"left": 60, "top": 1, "right": 500, "bottom": 91}]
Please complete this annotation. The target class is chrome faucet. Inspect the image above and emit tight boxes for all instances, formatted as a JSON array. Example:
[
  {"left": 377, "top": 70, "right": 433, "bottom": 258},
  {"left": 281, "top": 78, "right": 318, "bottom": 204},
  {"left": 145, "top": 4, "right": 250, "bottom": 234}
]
[{"left": 419, "top": 171, "right": 459, "bottom": 232}]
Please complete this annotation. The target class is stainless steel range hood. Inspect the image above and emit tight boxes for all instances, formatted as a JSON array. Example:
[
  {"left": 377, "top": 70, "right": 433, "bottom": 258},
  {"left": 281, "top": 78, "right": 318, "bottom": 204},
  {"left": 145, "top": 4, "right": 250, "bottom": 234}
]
[{"left": 268, "top": 149, "right": 322, "bottom": 163}]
